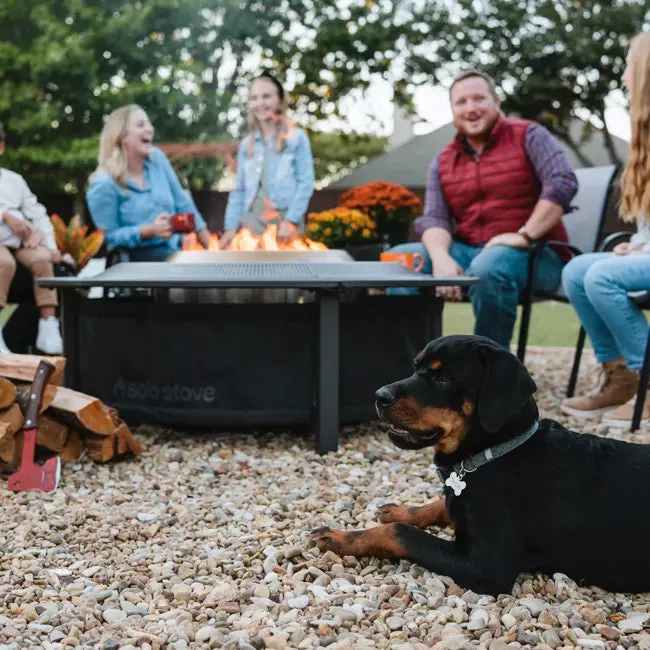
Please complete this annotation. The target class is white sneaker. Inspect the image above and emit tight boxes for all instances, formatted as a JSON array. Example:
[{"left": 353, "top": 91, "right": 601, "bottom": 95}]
[
  {"left": 36, "top": 317, "right": 63, "bottom": 355},
  {"left": 0, "top": 328, "right": 10, "bottom": 354}
]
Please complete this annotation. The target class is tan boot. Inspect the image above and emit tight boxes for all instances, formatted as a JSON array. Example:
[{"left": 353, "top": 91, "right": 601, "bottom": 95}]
[
  {"left": 561, "top": 359, "right": 639, "bottom": 419},
  {"left": 602, "top": 390, "right": 650, "bottom": 427}
]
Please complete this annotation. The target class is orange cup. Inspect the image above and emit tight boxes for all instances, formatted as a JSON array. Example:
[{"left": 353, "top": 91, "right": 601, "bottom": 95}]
[{"left": 380, "top": 251, "right": 425, "bottom": 272}]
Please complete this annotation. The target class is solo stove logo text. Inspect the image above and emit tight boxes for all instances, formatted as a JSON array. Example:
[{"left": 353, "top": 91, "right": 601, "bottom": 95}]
[{"left": 113, "top": 378, "right": 216, "bottom": 403}]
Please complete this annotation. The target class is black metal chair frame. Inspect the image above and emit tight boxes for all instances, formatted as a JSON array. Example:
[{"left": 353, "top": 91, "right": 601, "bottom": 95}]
[
  {"left": 516, "top": 165, "right": 620, "bottom": 362},
  {"left": 565, "top": 230, "right": 650, "bottom": 432}
]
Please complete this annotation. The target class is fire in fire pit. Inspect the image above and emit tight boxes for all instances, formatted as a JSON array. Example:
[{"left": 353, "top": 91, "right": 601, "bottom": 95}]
[{"left": 182, "top": 224, "right": 326, "bottom": 252}]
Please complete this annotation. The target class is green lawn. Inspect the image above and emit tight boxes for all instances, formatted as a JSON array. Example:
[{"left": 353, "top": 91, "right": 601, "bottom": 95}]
[{"left": 443, "top": 300, "right": 588, "bottom": 347}]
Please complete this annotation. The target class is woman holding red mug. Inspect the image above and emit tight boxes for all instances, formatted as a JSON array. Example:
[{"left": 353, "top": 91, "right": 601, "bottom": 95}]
[{"left": 86, "top": 105, "right": 212, "bottom": 261}]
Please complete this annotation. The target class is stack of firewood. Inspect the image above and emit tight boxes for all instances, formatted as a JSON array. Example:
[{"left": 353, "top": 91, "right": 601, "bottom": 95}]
[{"left": 0, "top": 353, "right": 146, "bottom": 466}]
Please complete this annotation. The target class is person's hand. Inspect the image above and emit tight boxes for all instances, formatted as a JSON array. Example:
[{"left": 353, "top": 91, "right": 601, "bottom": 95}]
[
  {"left": 220, "top": 229, "right": 237, "bottom": 248},
  {"left": 277, "top": 221, "right": 297, "bottom": 243},
  {"left": 3, "top": 212, "right": 33, "bottom": 241},
  {"left": 23, "top": 229, "right": 44, "bottom": 249},
  {"left": 485, "top": 232, "right": 530, "bottom": 250},
  {"left": 613, "top": 241, "right": 644, "bottom": 256},
  {"left": 196, "top": 228, "right": 214, "bottom": 250},
  {"left": 51, "top": 249, "right": 62, "bottom": 263},
  {"left": 432, "top": 254, "right": 464, "bottom": 301},
  {"left": 141, "top": 212, "right": 172, "bottom": 240}
]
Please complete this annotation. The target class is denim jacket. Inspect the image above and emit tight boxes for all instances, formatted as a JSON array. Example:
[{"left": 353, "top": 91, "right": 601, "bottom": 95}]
[
  {"left": 223, "top": 128, "right": 315, "bottom": 232},
  {"left": 86, "top": 147, "right": 207, "bottom": 251}
]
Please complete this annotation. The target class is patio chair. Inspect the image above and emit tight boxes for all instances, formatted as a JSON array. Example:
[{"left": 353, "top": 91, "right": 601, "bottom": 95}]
[
  {"left": 565, "top": 229, "right": 650, "bottom": 432},
  {"left": 516, "top": 164, "right": 619, "bottom": 362}
]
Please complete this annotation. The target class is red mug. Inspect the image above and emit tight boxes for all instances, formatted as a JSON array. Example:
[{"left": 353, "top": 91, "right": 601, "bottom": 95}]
[{"left": 170, "top": 212, "right": 196, "bottom": 233}]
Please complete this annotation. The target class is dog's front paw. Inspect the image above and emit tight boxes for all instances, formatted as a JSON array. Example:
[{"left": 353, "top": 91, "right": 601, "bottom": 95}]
[
  {"left": 309, "top": 526, "right": 350, "bottom": 555},
  {"left": 377, "top": 503, "right": 411, "bottom": 524}
]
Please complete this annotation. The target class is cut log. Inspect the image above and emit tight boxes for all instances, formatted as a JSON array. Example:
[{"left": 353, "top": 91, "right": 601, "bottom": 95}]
[
  {"left": 59, "top": 430, "right": 83, "bottom": 462},
  {"left": 84, "top": 434, "right": 116, "bottom": 463},
  {"left": 15, "top": 384, "right": 57, "bottom": 414},
  {"left": 0, "top": 377, "right": 16, "bottom": 409},
  {"left": 115, "top": 423, "right": 130, "bottom": 455},
  {"left": 0, "top": 403, "right": 24, "bottom": 436},
  {"left": 0, "top": 421, "right": 15, "bottom": 464},
  {"left": 0, "top": 353, "right": 65, "bottom": 386},
  {"left": 48, "top": 387, "right": 114, "bottom": 436},
  {"left": 36, "top": 416, "right": 70, "bottom": 453},
  {"left": 114, "top": 423, "right": 146, "bottom": 456}
]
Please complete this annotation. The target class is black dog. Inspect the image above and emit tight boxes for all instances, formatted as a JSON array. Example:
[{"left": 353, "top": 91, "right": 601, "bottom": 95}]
[{"left": 310, "top": 334, "right": 650, "bottom": 596}]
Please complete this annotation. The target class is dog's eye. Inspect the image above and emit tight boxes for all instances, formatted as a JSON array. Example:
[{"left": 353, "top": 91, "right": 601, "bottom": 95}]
[{"left": 429, "top": 368, "right": 451, "bottom": 383}]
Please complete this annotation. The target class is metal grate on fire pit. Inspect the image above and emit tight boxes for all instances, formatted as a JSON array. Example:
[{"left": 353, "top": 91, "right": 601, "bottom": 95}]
[
  {"left": 163, "top": 263, "right": 317, "bottom": 304},
  {"left": 166, "top": 254, "right": 343, "bottom": 305},
  {"left": 202, "top": 263, "right": 316, "bottom": 278}
]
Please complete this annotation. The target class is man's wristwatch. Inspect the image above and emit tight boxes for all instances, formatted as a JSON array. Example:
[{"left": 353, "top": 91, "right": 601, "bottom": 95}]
[{"left": 517, "top": 225, "right": 535, "bottom": 245}]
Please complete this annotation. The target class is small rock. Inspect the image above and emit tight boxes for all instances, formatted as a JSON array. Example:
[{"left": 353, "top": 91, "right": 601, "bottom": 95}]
[
  {"left": 577, "top": 640, "right": 606, "bottom": 649},
  {"left": 195, "top": 626, "right": 216, "bottom": 643},
  {"left": 618, "top": 614, "right": 650, "bottom": 633},
  {"left": 171, "top": 583, "right": 191, "bottom": 603},
  {"left": 468, "top": 609, "right": 489, "bottom": 631},
  {"left": 287, "top": 595, "right": 309, "bottom": 609},
  {"left": 103, "top": 642, "right": 119, "bottom": 650},
  {"left": 517, "top": 630, "right": 539, "bottom": 646},
  {"left": 542, "top": 630, "right": 562, "bottom": 648},
  {"left": 102, "top": 609, "right": 126, "bottom": 624},
  {"left": 595, "top": 625, "right": 620, "bottom": 642},
  {"left": 520, "top": 597, "right": 549, "bottom": 617},
  {"left": 501, "top": 614, "right": 517, "bottom": 629},
  {"left": 387, "top": 616, "right": 406, "bottom": 631}
]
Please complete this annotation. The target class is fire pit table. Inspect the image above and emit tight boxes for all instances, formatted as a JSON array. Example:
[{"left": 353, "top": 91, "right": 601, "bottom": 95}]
[{"left": 40, "top": 260, "right": 478, "bottom": 453}]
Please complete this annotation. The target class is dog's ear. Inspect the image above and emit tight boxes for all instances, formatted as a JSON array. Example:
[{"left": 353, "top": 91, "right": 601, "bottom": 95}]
[
  {"left": 476, "top": 345, "right": 537, "bottom": 432},
  {"left": 447, "top": 337, "right": 536, "bottom": 433}
]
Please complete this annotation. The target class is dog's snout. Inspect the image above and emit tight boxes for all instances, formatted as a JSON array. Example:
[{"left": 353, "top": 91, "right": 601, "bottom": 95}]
[{"left": 375, "top": 386, "right": 397, "bottom": 408}]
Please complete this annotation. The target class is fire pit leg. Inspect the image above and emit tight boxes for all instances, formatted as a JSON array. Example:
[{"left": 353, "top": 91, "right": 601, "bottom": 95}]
[{"left": 315, "top": 288, "right": 340, "bottom": 454}]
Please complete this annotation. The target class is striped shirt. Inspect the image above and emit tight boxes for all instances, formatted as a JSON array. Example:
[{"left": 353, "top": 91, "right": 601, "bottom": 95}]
[{"left": 414, "top": 123, "right": 579, "bottom": 238}]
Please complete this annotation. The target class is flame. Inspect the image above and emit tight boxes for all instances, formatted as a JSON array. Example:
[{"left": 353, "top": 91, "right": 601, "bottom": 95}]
[
  {"left": 182, "top": 225, "right": 327, "bottom": 252},
  {"left": 183, "top": 232, "right": 221, "bottom": 251}
]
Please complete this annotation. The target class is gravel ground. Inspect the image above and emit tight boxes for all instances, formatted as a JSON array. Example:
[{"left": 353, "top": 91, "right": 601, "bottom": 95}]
[{"left": 1, "top": 347, "right": 650, "bottom": 650}]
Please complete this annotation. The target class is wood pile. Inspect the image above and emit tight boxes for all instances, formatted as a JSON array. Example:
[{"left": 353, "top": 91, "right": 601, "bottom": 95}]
[{"left": 0, "top": 353, "right": 146, "bottom": 467}]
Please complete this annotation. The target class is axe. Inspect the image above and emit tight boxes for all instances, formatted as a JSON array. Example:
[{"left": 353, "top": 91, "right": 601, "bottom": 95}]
[{"left": 8, "top": 360, "right": 61, "bottom": 493}]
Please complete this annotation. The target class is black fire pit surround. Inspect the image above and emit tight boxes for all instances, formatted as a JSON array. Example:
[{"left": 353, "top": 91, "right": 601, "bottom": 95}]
[{"left": 40, "top": 257, "right": 478, "bottom": 453}]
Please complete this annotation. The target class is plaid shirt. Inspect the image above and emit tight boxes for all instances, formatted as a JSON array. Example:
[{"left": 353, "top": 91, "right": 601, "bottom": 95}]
[{"left": 414, "top": 123, "right": 578, "bottom": 238}]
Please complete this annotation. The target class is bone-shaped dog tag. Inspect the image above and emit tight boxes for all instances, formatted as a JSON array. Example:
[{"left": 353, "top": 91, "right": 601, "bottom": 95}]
[{"left": 445, "top": 471, "right": 466, "bottom": 496}]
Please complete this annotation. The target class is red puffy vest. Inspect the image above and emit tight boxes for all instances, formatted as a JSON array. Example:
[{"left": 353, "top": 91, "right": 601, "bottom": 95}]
[{"left": 438, "top": 117, "right": 569, "bottom": 247}]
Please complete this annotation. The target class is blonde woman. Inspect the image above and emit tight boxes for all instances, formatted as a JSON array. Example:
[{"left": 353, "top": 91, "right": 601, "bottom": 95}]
[
  {"left": 221, "top": 72, "right": 315, "bottom": 247},
  {"left": 561, "top": 32, "right": 650, "bottom": 426},
  {"left": 86, "top": 105, "right": 211, "bottom": 261}
]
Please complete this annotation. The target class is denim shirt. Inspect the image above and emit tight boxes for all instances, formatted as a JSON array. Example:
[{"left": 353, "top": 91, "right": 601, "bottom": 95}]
[
  {"left": 86, "top": 147, "right": 207, "bottom": 251},
  {"left": 223, "top": 128, "right": 315, "bottom": 232}
]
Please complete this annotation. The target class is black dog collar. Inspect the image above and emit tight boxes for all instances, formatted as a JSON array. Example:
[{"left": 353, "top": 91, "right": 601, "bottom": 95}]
[{"left": 436, "top": 420, "right": 539, "bottom": 496}]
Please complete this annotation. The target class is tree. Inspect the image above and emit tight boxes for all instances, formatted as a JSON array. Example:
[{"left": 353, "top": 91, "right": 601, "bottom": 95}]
[
  {"left": 309, "top": 131, "right": 389, "bottom": 186},
  {"left": 406, "top": 0, "right": 650, "bottom": 165},
  {"left": 0, "top": 0, "right": 308, "bottom": 202},
  {"left": 292, "top": 0, "right": 650, "bottom": 166}
]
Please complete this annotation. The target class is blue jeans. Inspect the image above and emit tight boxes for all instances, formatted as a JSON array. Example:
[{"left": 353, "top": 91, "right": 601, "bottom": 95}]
[
  {"left": 386, "top": 240, "right": 565, "bottom": 348},
  {"left": 562, "top": 253, "right": 650, "bottom": 370}
]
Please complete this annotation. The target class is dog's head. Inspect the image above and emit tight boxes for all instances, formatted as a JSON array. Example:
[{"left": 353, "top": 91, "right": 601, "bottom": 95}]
[{"left": 375, "top": 335, "right": 537, "bottom": 457}]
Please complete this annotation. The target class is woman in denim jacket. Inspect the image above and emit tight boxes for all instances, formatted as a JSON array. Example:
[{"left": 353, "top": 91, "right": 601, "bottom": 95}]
[
  {"left": 87, "top": 104, "right": 211, "bottom": 261},
  {"left": 221, "top": 73, "right": 315, "bottom": 247}
]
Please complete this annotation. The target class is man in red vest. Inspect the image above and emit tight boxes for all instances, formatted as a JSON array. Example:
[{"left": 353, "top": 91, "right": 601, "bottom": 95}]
[{"left": 388, "top": 70, "right": 578, "bottom": 349}]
